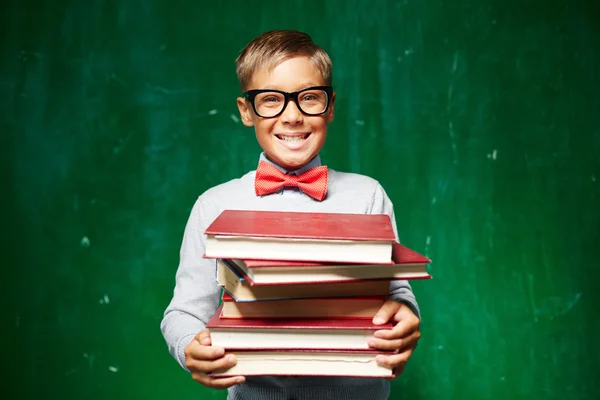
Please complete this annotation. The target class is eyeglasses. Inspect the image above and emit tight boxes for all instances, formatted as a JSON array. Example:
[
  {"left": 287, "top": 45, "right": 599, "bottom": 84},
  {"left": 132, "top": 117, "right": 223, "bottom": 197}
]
[{"left": 243, "top": 86, "right": 333, "bottom": 118}]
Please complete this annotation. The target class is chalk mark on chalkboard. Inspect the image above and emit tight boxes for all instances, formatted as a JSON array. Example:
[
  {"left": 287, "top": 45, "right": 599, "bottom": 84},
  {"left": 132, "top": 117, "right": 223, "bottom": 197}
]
[
  {"left": 447, "top": 51, "right": 460, "bottom": 165},
  {"left": 487, "top": 149, "right": 498, "bottom": 160},
  {"left": 526, "top": 274, "right": 538, "bottom": 321},
  {"left": 90, "top": 198, "right": 108, "bottom": 206},
  {"left": 83, "top": 352, "right": 95, "bottom": 368},
  {"left": 113, "top": 131, "right": 135, "bottom": 154},
  {"left": 230, "top": 114, "right": 240, "bottom": 123},
  {"left": 99, "top": 294, "right": 110, "bottom": 305},
  {"left": 65, "top": 367, "right": 80, "bottom": 376},
  {"left": 80, "top": 236, "right": 91, "bottom": 248},
  {"left": 452, "top": 51, "right": 459, "bottom": 73},
  {"left": 145, "top": 82, "right": 194, "bottom": 95},
  {"left": 109, "top": 366, "right": 119, "bottom": 373},
  {"left": 592, "top": 175, "right": 596, "bottom": 182},
  {"left": 527, "top": 274, "right": 583, "bottom": 320},
  {"left": 535, "top": 293, "right": 582, "bottom": 319},
  {"left": 109, "top": 73, "right": 127, "bottom": 89},
  {"left": 448, "top": 121, "right": 458, "bottom": 164},
  {"left": 18, "top": 50, "right": 44, "bottom": 61},
  {"left": 65, "top": 353, "right": 99, "bottom": 375},
  {"left": 561, "top": 293, "right": 582, "bottom": 315}
]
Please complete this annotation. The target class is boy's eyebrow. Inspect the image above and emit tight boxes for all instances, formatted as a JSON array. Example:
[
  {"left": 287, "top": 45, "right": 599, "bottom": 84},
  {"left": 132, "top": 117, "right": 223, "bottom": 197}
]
[{"left": 258, "top": 82, "right": 320, "bottom": 91}]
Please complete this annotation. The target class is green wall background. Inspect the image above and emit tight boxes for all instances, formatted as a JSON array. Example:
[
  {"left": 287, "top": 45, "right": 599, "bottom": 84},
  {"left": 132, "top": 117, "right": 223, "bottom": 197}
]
[{"left": 2, "top": 0, "right": 598, "bottom": 398}]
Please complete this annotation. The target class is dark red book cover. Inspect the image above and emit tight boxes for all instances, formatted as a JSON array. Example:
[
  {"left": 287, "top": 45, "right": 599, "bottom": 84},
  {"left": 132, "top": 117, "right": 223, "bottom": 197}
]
[
  {"left": 221, "top": 259, "right": 422, "bottom": 287},
  {"left": 207, "top": 305, "right": 393, "bottom": 330},
  {"left": 220, "top": 292, "right": 386, "bottom": 302},
  {"left": 204, "top": 210, "right": 396, "bottom": 242}
]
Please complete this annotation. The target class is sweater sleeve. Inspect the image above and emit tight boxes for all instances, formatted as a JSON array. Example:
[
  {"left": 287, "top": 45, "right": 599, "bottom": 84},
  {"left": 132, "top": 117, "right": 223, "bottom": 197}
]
[
  {"left": 369, "top": 183, "right": 421, "bottom": 319},
  {"left": 160, "top": 197, "right": 222, "bottom": 370}
]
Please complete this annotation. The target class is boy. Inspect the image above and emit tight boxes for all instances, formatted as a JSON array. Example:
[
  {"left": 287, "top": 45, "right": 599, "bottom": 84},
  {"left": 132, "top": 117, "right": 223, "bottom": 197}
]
[{"left": 161, "top": 30, "right": 421, "bottom": 400}]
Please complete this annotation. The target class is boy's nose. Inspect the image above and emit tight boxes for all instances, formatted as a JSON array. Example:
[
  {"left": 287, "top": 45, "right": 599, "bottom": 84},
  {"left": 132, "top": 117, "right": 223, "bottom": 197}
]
[{"left": 280, "top": 100, "right": 303, "bottom": 124}]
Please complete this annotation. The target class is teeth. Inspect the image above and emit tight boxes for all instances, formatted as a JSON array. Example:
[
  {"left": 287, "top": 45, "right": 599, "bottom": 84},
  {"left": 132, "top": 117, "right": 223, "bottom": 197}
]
[{"left": 280, "top": 135, "right": 306, "bottom": 142}]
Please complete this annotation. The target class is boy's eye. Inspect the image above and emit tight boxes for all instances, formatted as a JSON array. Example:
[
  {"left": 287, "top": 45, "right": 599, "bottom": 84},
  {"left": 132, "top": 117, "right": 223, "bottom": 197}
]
[
  {"left": 258, "top": 94, "right": 282, "bottom": 104},
  {"left": 300, "top": 91, "right": 325, "bottom": 103}
]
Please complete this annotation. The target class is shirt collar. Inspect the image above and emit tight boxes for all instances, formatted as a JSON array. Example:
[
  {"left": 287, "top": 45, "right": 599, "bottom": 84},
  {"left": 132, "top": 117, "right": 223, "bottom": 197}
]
[{"left": 257, "top": 152, "right": 322, "bottom": 175}]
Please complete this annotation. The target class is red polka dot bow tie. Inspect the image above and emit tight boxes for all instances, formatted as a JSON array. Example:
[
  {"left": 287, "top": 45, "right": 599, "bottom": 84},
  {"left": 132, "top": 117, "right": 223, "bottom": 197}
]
[{"left": 254, "top": 160, "right": 328, "bottom": 201}]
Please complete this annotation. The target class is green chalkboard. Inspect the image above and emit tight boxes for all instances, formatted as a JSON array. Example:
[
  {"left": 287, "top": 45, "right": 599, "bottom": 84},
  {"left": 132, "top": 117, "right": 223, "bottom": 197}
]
[{"left": 2, "top": 0, "right": 599, "bottom": 399}]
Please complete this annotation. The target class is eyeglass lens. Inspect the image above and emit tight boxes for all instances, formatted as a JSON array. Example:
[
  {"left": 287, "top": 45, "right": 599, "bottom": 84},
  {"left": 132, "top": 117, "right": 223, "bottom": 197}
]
[{"left": 254, "top": 89, "right": 328, "bottom": 117}]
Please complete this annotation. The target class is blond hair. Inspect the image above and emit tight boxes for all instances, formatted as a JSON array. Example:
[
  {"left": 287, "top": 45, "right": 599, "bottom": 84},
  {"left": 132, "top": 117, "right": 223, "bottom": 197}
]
[{"left": 235, "top": 30, "right": 332, "bottom": 92}]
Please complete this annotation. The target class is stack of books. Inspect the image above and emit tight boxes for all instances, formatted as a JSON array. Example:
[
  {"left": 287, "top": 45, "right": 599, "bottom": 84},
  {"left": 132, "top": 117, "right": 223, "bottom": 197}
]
[{"left": 203, "top": 210, "right": 431, "bottom": 378}]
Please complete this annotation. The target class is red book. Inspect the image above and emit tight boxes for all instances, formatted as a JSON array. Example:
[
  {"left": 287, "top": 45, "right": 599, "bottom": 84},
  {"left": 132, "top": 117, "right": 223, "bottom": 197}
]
[
  {"left": 204, "top": 210, "right": 396, "bottom": 264},
  {"left": 207, "top": 304, "right": 392, "bottom": 350},
  {"left": 209, "top": 349, "right": 395, "bottom": 378},
  {"left": 216, "top": 259, "right": 394, "bottom": 301},
  {"left": 223, "top": 241, "right": 432, "bottom": 285},
  {"left": 220, "top": 292, "right": 387, "bottom": 319}
]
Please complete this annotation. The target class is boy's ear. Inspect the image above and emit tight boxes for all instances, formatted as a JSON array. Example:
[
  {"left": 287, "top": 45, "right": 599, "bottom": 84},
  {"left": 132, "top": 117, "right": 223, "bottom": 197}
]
[
  {"left": 326, "top": 92, "right": 336, "bottom": 123},
  {"left": 237, "top": 97, "right": 255, "bottom": 127}
]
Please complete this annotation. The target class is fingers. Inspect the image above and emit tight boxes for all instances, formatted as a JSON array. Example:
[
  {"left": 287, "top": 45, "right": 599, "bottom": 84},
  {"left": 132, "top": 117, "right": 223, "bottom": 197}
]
[
  {"left": 195, "top": 330, "right": 212, "bottom": 346},
  {"left": 186, "top": 350, "right": 236, "bottom": 372},
  {"left": 192, "top": 361, "right": 246, "bottom": 389},
  {"left": 185, "top": 331, "right": 245, "bottom": 389},
  {"left": 368, "top": 328, "right": 420, "bottom": 352},
  {"left": 188, "top": 352, "right": 245, "bottom": 389},
  {"left": 185, "top": 336, "right": 225, "bottom": 363},
  {"left": 370, "top": 303, "right": 420, "bottom": 378},
  {"left": 375, "top": 348, "right": 414, "bottom": 370},
  {"left": 373, "top": 309, "right": 420, "bottom": 341},
  {"left": 372, "top": 300, "right": 402, "bottom": 325},
  {"left": 373, "top": 318, "right": 420, "bottom": 341},
  {"left": 192, "top": 371, "right": 245, "bottom": 389}
]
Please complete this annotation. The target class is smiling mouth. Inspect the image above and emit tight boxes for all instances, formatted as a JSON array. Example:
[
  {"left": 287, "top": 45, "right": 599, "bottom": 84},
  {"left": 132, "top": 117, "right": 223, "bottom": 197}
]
[{"left": 275, "top": 133, "right": 311, "bottom": 142}]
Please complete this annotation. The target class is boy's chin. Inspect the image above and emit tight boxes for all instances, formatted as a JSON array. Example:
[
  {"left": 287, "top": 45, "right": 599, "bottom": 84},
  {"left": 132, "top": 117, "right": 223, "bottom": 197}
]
[
  {"left": 270, "top": 155, "right": 314, "bottom": 171},
  {"left": 280, "top": 160, "right": 310, "bottom": 171}
]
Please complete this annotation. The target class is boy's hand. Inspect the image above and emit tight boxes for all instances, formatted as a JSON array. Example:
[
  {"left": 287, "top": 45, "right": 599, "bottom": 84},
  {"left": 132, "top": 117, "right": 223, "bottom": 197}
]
[
  {"left": 369, "top": 300, "right": 421, "bottom": 377},
  {"left": 184, "top": 330, "right": 246, "bottom": 389}
]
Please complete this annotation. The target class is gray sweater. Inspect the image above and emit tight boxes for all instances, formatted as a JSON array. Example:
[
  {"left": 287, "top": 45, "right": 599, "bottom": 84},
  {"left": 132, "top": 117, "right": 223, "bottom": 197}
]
[{"left": 161, "top": 153, "right": 420, "bottom": 400}]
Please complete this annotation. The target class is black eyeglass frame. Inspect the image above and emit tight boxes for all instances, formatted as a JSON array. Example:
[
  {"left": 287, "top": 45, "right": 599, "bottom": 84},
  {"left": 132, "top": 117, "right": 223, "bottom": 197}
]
[{"left": 243, "top": 86, "right": 334, "bottom": 118}]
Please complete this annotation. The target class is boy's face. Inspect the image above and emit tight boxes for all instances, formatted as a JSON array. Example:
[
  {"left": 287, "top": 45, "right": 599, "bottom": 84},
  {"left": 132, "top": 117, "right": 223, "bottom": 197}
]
[{"left": 237, "top": 56, "right": 335, "bottom": 171}]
